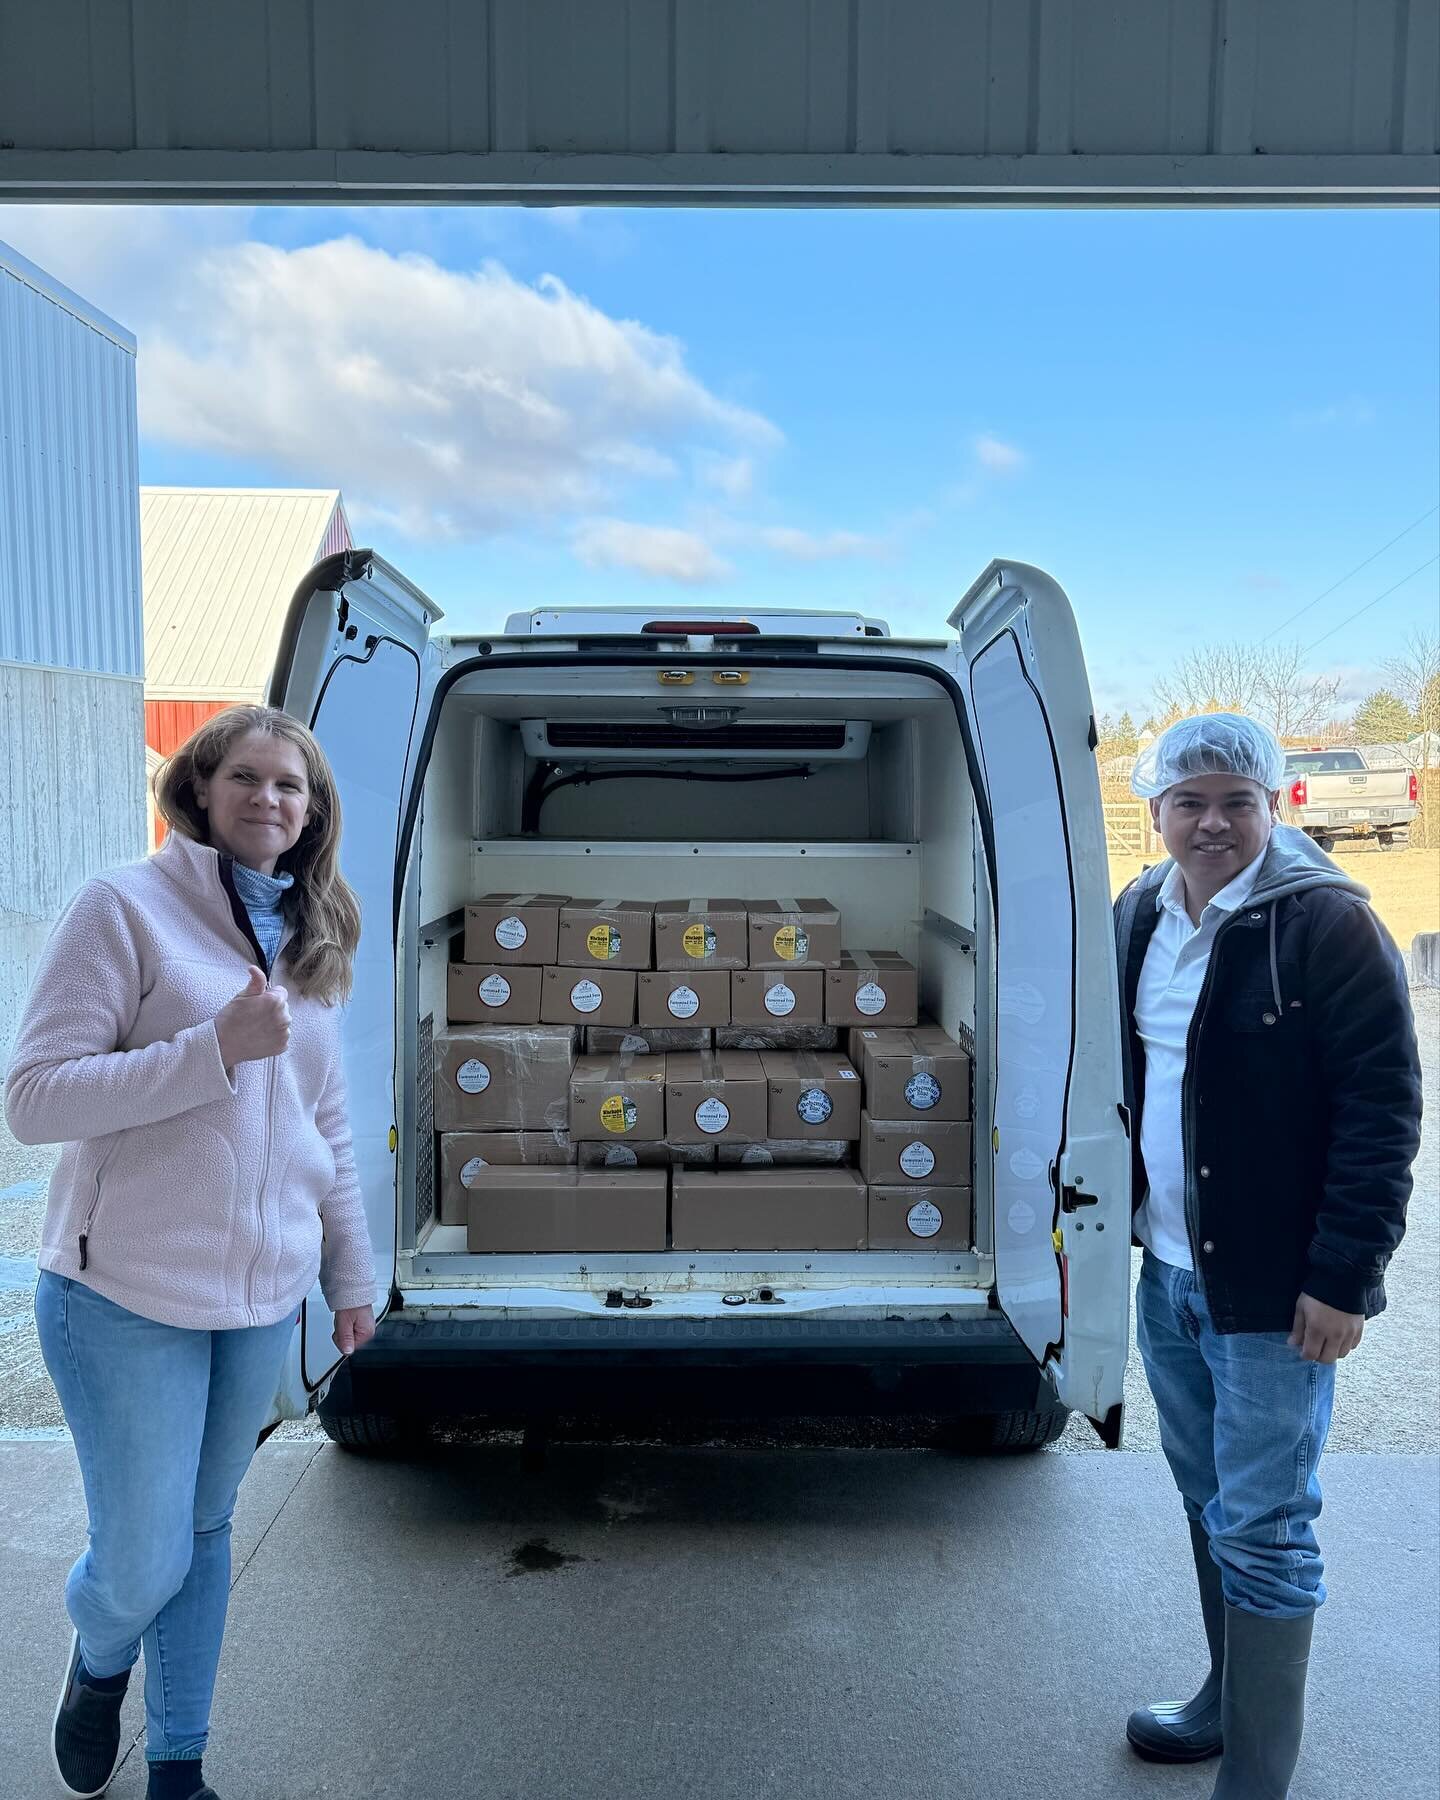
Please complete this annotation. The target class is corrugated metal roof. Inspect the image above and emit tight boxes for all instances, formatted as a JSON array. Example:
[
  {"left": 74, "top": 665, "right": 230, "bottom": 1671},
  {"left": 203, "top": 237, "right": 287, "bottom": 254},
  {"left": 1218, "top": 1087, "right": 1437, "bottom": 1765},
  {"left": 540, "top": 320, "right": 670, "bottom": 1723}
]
[
  {"left": 0, "top": 241, "right": 143, "bottom": 679},
  {"left": 141, "top": 488, "right": 346, "bottom": 700},
  {"left": 0, "top": 0, "right": 1434, "bottom": 203}
]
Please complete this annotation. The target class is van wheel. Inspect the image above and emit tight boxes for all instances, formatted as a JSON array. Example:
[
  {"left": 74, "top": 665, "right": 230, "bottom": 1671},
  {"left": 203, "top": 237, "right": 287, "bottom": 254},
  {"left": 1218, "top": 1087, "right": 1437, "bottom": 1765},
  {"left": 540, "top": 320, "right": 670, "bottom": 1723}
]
[
  {"left": 317, "top": 1407, "right": 423, "bottom": 1455},
  {"left": 940, "top": 1405, "right": 1070, "bottom": 1454},
  {"left": 1316, "top": 833, "right": 1337, "bottom": 852}
]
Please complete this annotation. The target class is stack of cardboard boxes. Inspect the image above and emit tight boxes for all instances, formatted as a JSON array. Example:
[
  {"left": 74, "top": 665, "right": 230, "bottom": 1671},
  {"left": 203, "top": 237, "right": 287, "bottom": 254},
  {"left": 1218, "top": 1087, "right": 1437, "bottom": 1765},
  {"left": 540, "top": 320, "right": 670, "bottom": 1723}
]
[{"left": 433, "top": 895, "right": 972, "bottom": 1255}]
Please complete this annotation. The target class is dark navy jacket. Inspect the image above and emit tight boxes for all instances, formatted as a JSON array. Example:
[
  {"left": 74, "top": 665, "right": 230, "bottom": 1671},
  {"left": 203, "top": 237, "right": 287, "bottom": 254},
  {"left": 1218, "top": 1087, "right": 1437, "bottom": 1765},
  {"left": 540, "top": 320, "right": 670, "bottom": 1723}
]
[{"left": 1113, "top": 826, "right": 1422, "bottom": 1333}]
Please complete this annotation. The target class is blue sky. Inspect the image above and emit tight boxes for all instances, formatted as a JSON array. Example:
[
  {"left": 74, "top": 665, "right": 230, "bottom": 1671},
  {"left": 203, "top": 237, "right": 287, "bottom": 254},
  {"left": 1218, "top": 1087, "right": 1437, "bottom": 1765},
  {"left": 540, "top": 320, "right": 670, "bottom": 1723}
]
[{"left": 3, "top": 202, "right": 1436, "bottom": 719}]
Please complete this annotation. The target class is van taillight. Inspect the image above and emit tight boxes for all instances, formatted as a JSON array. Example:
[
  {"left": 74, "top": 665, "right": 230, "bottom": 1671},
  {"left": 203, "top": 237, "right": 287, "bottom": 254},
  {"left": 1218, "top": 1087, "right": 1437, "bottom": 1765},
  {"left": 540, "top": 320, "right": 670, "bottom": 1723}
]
[
  {"left": 1289, "top": 777, "right": 1308, "bottom": 808},
  {"left": 1409, "top": 771, "right": 1418, "bottom": 804}
]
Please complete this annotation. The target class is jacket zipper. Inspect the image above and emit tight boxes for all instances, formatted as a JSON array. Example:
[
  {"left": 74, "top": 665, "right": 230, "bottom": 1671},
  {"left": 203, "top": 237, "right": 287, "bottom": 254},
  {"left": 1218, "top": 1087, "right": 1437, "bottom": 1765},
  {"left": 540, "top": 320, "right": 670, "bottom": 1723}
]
[
  {"left": 242, "top": 1054, "right": 277, "bottom": 1318},
  {"left": 1179, "top": 904, "right": 1268, "bottom": 1281},
  {"left": 77, "top": 1142, "right": 118, "bottom": 1270},
  {"left": 217, "top": 852, "right": 280, "bottom": 1320}
]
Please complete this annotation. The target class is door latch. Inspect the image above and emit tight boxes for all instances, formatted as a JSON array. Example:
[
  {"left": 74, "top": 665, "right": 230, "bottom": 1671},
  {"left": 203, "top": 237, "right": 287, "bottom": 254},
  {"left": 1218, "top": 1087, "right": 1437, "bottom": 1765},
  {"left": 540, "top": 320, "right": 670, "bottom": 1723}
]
[{"left": 1061, "top": 1183, "right": 1100, "bottom": 1212}]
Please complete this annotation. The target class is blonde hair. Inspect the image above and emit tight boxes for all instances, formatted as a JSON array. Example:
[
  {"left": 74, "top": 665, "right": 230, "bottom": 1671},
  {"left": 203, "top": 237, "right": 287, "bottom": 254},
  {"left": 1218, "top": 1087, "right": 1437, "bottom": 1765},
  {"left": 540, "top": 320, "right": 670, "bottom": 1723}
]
[{"left": 155, "top": 705, "right": 361, "bottom": 1005}]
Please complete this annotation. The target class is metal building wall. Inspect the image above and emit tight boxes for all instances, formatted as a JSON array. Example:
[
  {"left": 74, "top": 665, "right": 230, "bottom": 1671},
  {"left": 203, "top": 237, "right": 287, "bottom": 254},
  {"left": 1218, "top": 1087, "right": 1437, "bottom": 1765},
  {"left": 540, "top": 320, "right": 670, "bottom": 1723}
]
[
  {"left": 0, "top": 243, "right": 145, "bottom": 955},
  {"left": 0, "top": 0, "right": 1434, "bottom": 203}
]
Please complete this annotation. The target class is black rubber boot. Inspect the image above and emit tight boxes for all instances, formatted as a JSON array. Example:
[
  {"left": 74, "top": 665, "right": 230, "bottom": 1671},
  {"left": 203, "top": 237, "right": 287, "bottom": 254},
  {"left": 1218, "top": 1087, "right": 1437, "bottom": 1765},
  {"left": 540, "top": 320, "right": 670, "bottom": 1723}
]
[
  {"left": 1210, "top": 1605, "right": 1313, "bottom": 1799},
  {"left": 1126, "top": 1519, "right": 1226, "bottom": 1762}
]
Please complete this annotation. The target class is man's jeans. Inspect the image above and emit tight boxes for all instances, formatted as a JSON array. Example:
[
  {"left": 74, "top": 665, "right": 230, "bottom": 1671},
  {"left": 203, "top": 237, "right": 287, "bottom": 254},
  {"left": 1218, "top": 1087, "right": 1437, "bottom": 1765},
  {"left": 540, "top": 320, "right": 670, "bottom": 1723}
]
[
  {"left": 35, "top": 1272, "right": 297, "bottom": 1762},
  {"left": 1136, "top": 1249, "right": 1335, "bottom": 1619}
]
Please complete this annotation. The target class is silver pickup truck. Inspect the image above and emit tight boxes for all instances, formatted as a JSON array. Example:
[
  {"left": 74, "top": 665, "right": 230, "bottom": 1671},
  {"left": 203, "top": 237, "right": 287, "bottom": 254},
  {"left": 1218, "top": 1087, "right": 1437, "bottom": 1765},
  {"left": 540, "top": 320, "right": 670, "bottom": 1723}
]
[{"left": 1279, "top": 747, "right": 1418, "bottom": 850}]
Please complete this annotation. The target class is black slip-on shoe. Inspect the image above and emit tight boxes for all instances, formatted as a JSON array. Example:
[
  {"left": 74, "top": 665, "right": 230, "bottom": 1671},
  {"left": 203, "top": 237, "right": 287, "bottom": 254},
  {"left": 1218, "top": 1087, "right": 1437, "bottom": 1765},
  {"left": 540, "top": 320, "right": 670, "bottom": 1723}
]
[{"left": 52, "top": 1631, "right": 127, "bottom": 1798}]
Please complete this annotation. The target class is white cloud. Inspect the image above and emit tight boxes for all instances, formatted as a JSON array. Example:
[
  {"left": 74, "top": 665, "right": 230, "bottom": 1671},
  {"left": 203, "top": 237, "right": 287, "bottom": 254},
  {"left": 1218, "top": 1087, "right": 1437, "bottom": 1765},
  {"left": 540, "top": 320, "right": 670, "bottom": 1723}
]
[
  {"left": 141, "top": 238, "right": 780, "bottom": 541},
  {"left": 0, "top": 211, "right": 782, "bottom": 545},
  {"left": 1290, "top": 398, "right": 1377, "bottom": 431},
  {"left": 973, "top": 434, "right": 1027, "bottom": 475},
  {"left": 757, "top": 526, "right": 883, "bottom": 561},
  {"left": 697, "top": 454, "right": 756, "bottom": 499},
  {"left": 572, "top": 520, "right": 731, "bottom": 584}
]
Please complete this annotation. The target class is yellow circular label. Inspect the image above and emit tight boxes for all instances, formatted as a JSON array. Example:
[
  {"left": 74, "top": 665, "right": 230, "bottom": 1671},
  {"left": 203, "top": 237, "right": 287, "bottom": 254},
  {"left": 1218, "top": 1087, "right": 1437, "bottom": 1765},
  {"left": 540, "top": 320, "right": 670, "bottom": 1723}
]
[
  {"left": 773, "top": 924, "right": 810, "bottom": 961},
  {"left": 587, "top": 924, "right": 620, "bottom": 961},
  {"left": 599, "top": 1093, "right": 638, "bottom": 1135},
  {"left": 682, "top": 922, "right": 717, "bottom": 959}
]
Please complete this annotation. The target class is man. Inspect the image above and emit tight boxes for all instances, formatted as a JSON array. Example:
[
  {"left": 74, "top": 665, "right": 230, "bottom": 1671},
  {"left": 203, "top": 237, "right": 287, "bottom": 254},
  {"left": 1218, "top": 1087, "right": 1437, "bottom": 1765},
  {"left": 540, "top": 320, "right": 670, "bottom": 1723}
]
[{"left": 1113, "top": 713, "right": 1421, "bottom": 1798}]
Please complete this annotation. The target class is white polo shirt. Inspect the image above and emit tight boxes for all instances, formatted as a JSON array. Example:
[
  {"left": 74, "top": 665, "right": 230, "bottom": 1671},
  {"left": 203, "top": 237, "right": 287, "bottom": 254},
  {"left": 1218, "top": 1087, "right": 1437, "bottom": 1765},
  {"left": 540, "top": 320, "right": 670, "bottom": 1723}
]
[{"left": 1133, "top": 849, "right": 1268, "bottom": 1270}]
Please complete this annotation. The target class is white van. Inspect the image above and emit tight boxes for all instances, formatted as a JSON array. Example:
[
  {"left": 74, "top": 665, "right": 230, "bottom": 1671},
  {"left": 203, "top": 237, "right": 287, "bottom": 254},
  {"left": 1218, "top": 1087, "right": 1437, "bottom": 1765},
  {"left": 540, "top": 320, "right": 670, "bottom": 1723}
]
[{"left": 261, "top": 555, "right": 1132, "bottom": 1453}]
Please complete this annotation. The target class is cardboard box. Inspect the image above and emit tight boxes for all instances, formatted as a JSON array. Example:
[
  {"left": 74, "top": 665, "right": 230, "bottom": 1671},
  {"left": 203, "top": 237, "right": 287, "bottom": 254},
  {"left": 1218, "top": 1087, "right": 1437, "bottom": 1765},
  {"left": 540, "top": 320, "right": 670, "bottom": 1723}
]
[
  {"left": 759, "top": 1050, "right": 863, "bottom": 1141},
  {"left": 464, "top": 893, "right": 567, "bottom": 965},
  {"left": 578, "top": 1140, "right": 714, "bottom": 1171},
  {"left": 867, "top": 1185, "right": 972, "bottom": 1251},
  {"left": 586, "top": 1025, "right": 713, "bottom": 1056},
  {"left": 671, "top": 1168, "right": 867, "bottom": 1251},
  {"left": 653, "top": 899, "right": 750, "bottom": 970},
  {"left": 730, "top": 968, "right": 825, "bottom": 1028},
  {"left": 664, "top": 1049, "right": 768, "bottom": 1143},
  {"left": 746, "top": 898, "right": 843, "bottom": 970},
  {"left": 637, "top": 970, "right": 731, "bottom": 1028},
  {"left": 433, "top": 1026, "right": 578, "bottom": 1133},
  {"left": 466, "top": 1167, "right": 667, "bottom": 1253},
  {"left": 437, "top": 1130, "right": 573, "bottom": 1225},
  {"left": 860, "top": 1026, "right": 972, "bottom": 1122},
  {"left": 541, "top": 966, "right": 636, "bottom": 1027},
  {"left": 825, "top": 951, "right": 919, "bottom": 1028},
  {"left": 568, "top": 1054, "right": 667, "bottom": 1142},
  {"left": 859, "top": 1114, "right": 973, "bottom": 1187},
  {"left": 556, "top": 899, "right": 655, "bottom": 971},
  {"left": 718, "top": 1024, "right": 839, "bottom": 1052},
  {"left": 446, "top": 963, "right": 542, "bottom": 1025},
  {"left": 717, "top": 1140, "right": 851, "bottom": 1168}
]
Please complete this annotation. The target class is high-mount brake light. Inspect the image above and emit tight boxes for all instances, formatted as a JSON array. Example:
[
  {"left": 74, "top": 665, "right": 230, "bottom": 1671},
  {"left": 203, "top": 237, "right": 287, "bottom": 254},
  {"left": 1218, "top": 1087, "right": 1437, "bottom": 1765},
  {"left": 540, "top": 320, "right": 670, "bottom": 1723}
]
[{"left": 641, "top": 620, "right": 759, "bottom": 635}]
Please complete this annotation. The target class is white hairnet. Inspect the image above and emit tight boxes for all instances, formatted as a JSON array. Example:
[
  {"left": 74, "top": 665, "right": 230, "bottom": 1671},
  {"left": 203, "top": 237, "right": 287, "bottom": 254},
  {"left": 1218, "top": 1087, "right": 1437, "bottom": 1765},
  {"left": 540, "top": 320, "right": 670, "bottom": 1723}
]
[{"left": 1130, "top": 713, "right": 1286, "bottom": 799}]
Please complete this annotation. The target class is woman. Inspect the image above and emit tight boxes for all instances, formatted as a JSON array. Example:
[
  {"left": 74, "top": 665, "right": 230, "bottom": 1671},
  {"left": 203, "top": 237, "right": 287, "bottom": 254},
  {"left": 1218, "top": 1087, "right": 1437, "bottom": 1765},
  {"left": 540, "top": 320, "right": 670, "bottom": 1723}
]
[{"left": 5, "top": 705, "right": 377, "bottom": 1800}]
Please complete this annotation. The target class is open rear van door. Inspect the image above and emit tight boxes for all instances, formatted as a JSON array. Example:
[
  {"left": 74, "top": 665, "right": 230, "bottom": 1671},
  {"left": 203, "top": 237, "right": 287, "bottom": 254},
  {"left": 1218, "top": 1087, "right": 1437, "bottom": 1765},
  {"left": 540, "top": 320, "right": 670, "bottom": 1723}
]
[
  {"left": 266, "top": 551, "right": 440, "bottom": 1402},
  {"left": 950, "top": 561, "right": 1130, "bottom": 1443}
]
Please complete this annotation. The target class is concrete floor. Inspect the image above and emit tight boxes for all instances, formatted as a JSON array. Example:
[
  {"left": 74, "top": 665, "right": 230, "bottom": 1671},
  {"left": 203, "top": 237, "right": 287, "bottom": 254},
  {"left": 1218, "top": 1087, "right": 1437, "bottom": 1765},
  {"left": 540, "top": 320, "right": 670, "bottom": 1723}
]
[{"left": 2, "top": 1439, "right": 1435, "bottom": 1800}]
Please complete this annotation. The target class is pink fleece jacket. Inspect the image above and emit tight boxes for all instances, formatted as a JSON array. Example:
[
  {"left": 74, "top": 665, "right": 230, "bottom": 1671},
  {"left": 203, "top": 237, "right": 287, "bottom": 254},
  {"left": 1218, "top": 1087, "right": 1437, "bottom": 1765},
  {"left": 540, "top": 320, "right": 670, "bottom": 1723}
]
[{"left": 4, "top": 831, "right": 376, "bottom": 1330}]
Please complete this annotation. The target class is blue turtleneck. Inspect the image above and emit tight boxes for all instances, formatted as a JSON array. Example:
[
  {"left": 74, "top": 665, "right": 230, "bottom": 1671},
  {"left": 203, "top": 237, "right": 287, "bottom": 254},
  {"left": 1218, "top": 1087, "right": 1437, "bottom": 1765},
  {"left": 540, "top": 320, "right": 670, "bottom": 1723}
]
[{"left": 230, "top": 859, "right": 294, "bottom": 971}]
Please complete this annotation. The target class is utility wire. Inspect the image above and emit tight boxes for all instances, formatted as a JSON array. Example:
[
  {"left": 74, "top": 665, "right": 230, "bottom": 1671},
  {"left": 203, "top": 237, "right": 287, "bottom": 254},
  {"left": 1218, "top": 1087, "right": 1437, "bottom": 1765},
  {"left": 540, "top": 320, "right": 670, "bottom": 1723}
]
[
  {"left": 1259, "top": 502, "right": 1440, "bottom": 643},
  {"left": 1301, "top": 554, "right": 1440, "bottom": 654}
]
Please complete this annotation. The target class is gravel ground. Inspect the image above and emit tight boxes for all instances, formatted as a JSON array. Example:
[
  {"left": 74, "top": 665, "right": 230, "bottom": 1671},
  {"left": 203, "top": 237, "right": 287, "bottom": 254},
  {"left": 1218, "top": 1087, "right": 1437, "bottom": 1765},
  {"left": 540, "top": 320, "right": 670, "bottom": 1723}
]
[{"left": 4, "top": 992, "right": 1436, "bottom": 1452}]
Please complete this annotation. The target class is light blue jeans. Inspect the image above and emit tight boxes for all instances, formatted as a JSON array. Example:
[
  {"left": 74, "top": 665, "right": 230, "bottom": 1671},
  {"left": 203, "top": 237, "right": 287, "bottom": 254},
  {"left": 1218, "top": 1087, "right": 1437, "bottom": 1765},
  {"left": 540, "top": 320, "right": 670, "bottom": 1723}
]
[
  {"left": 35, "top": 1272, "right": 297, "bottom": 1762},
  {"left": 1136, "top": 1249, "right": 1336, "bottom": 1619}
]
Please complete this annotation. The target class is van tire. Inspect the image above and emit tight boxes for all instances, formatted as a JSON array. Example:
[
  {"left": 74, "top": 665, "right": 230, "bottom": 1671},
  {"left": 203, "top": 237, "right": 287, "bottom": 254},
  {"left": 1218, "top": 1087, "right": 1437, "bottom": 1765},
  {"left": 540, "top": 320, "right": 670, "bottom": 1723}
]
[
  {"left": 941, "top": 1405, "right": 1069, "bottom": 1454},
  {"left": 317, "top": 1407, "right": 421, "bottom": 1454}
]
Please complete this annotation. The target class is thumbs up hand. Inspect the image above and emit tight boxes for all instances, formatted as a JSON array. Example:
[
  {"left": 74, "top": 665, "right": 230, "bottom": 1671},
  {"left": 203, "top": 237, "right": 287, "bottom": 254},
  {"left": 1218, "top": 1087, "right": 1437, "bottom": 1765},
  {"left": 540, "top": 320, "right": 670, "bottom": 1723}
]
[{"left": 215, "top": 964, "right": 292, "bottom": 1068}]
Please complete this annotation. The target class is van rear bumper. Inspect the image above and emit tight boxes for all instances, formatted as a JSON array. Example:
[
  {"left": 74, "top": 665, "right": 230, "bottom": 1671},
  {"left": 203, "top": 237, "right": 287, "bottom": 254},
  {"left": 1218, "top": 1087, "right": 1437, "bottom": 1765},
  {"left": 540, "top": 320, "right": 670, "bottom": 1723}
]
[{"left": 329, "top": 1311, "right": 1055, "bottom": 1420}]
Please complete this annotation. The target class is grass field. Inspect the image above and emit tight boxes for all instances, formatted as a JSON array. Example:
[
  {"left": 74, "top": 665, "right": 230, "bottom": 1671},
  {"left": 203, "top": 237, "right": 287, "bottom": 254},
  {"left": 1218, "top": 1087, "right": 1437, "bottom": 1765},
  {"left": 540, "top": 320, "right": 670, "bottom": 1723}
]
[{"left": 1107, "top": 843, "right": 1440, "bottom": 951}]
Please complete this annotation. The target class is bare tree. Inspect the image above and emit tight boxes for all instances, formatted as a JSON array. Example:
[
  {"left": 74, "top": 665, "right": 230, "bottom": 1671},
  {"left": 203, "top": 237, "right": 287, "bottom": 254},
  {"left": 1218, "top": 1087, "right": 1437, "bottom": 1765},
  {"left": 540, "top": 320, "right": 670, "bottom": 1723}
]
[
  {"left": 1150, "top": 639, "right": 1341, "bottom": 740},
  {"left": 1382, "top": 630, "right": 1440, "bottom": 769}
]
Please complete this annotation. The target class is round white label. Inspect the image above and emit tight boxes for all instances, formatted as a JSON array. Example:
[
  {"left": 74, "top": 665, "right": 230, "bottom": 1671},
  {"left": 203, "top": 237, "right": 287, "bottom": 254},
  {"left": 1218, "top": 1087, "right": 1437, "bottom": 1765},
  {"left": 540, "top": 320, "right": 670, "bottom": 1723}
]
[
  {"left": 667, "top": 984, "right": 701, "bottom": 1019},
  {"left": 459, "top": 1155, "right": 488, "bottom": 1187},
  {"left": 899, "top": 1140, "right": 937, "bottom": 1179},
  {"left": 494, "top": 914, "right": 528, "bottom": 951},
  {"left": 906, "top": 1072, "right": 941, "bottom": 1111},
  {"left": 1008, "top": 1199, "right": 1037, "bottom": 1236},
  {"left": 740, "top": 1144, "right": 774, "bottom": 1166},
  {"left": 907, "top": 1200, "right": 943, "bottom": 1238},
  {"left": 1010, "top": 1147, "right": 1046, "bottom": 1181},
  {"left": 603, "top": 1145, "right": 639, "bottom": 1168},
  {"left": 456, "top": 1058, "right": 491, "bottom": 1093},
  {"left": 569, "top": 979, "right": 604, "bottom": 1014},
  {"left": 855, "top": 981, "right": 888, "bottom": 1016},
  {"left": 695, "top": 1097, "right": 731, "bottom": 1135},
  {"left": 478, "top": 974, "right": 512, "bottom": 1008},
  {"left": 764, "top": 982, "right": 797, "bottom": 1017},
  {"left": 796, "top": 1086, "right": 833, "bottom": 1125},
  {"left": 619, "top": 1033, "right": 649, "bottom": 1054}
]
